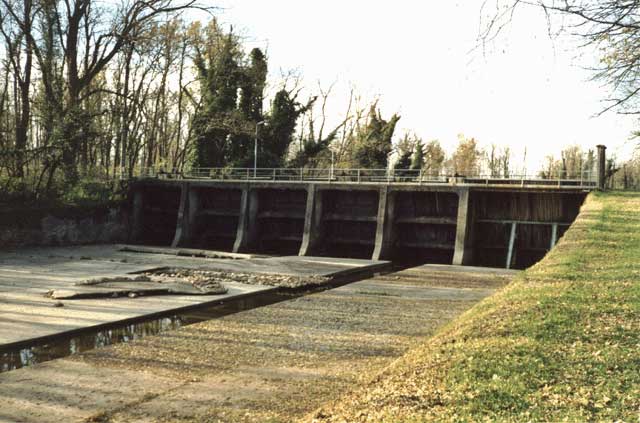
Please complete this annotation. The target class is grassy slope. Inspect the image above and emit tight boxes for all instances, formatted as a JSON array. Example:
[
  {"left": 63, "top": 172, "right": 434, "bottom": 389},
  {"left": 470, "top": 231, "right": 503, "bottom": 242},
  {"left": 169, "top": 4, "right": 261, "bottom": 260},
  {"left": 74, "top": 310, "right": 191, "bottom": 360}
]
[{"left": 311, "top": 191, "right": 640, "bottom": 422}]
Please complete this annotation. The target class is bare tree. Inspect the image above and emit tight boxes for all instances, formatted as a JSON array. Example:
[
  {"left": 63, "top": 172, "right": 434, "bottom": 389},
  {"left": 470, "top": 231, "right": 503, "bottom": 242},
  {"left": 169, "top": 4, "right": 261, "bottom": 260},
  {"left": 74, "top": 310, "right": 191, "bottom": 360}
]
[{"left": 481, "top": 0, "right": 640, "bottom": 115}]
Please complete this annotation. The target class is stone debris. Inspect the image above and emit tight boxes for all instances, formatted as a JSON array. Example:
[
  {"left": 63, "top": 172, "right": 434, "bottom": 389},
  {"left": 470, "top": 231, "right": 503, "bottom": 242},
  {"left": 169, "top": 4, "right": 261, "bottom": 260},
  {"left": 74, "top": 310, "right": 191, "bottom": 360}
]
[
  {"left": 46, "top": 273, "right": 228, "bottom": 300},
  {"left": 143, "top": 268, "right": 330, "bottom": 289},
  {"left": 80, "top": 275, "right": 151, "bottom": 285},
  {"left": 44, "top": 268, "right": 328, "bottom": 300}
]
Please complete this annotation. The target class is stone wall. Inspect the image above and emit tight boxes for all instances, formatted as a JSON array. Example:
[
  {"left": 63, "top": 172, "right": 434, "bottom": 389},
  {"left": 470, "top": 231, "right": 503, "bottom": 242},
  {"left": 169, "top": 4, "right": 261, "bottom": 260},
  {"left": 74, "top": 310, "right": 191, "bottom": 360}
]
[{"left": 0, "top": 204, "right": 129, "bottom": 249}]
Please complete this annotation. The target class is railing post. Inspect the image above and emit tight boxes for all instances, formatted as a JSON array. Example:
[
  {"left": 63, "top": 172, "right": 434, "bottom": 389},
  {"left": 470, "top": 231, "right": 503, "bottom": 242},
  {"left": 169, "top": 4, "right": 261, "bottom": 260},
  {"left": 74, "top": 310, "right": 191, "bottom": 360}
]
[
  {"left": 273, "top": 168, "right": 276, "bottom": 181},
  {"left": 419, "top": 169, "right": 423, "bottom": 185},
  {"left": 357, "top": 169, "right": 361, "bottom": 184},
  {"left": 300, "top": 167, "right": 303, "bottom": 182},
  {"left": 246, "top": 168, "right": 249, "bottom": 181}
]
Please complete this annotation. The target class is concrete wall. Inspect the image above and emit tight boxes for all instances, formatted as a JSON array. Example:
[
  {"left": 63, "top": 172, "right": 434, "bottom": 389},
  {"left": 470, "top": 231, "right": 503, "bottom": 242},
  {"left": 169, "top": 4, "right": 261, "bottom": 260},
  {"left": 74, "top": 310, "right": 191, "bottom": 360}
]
[
  {"left": 0, "top": 205, "right": 128, "bottom": 249},
  {"left": 129, "top": 180, "right": 587, "bottom": 268}
]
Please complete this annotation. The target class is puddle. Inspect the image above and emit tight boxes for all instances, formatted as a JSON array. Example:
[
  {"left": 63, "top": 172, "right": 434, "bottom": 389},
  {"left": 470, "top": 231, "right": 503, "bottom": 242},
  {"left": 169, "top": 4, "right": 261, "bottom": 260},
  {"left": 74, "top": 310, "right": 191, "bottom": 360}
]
[{"left": 0, "top": 270, "right": 377, "bottom": 374}]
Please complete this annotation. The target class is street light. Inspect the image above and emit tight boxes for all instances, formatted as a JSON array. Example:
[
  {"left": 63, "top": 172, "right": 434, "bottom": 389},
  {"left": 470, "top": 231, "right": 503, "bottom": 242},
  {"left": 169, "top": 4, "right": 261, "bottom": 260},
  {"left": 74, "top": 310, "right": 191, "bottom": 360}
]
[
  {"left": 330, "top": 148, "right": 335, "bottom": 180},
  {"left": 254, "top": 120, "right": 265, "bottom": 178}
]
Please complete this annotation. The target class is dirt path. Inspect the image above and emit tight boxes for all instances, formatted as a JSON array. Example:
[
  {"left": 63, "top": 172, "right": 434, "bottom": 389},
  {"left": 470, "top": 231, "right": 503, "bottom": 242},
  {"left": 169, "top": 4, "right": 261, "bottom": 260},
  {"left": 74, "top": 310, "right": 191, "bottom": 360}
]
[{"left": 0, "top": 264, "right": 514, "bottom": 423}]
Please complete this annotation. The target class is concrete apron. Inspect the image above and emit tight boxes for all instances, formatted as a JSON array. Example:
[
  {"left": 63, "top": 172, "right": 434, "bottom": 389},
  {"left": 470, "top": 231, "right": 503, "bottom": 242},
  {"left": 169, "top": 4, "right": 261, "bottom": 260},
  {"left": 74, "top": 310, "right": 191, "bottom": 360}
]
[
  {"left": 0, "top": 263, "right": 516, "bottom": 423},
  {"left": 0, "top": 244, "right": 390, "bottom": 350}
]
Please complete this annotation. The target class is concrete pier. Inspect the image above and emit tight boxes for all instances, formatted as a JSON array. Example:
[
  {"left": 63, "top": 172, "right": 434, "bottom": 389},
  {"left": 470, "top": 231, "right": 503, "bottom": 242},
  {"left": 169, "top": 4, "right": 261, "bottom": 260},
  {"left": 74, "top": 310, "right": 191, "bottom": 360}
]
[
  {"left": 171, "top": 183, "right": 190, "bottom": 247},
  {"left": 372, "top": 187, "right": 396, "bottom": 261},
  {"left": 130, "top": 180, "right": 588, "bottom": 269},
  {"left": 299, "top": 184, "right": 322, "bottom": 256},
  {"left": 452, "top": 189, "right": 473, "bottom": 266},
  {"left": 233, "top": 188, "right": 259, "bottom": 253}
]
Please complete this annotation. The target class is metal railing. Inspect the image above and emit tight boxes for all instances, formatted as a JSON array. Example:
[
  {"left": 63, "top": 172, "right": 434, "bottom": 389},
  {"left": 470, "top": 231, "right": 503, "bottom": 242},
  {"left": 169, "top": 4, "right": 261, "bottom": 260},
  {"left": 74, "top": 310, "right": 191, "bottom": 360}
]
[{"left": 134, "top": 167, "right": 597, "bottom": 188}]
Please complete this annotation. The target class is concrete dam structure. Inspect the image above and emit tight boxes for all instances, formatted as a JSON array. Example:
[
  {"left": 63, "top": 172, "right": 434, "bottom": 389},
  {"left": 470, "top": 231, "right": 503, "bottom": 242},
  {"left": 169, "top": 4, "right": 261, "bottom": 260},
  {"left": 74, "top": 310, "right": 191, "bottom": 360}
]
[{"left": 129, "top": 179, "right": 589, "bottom": 269}]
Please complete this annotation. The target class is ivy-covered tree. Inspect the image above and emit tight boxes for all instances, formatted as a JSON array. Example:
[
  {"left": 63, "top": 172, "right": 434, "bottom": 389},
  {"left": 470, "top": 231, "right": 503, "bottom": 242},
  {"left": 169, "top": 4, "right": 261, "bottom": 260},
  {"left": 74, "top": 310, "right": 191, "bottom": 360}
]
[
  {"left": 191, "top": 22, "right": 243, "bottom": 168},
  {"left": 351, "top": 104, "right": 400, "bottom": 168},
  {"left": 260, "top": 90, "right": 313, "bottom": 167},
  {"left": 230, "top": 48, "right": 268, "bottom": 167},
  {"left": 410, "top": 139, "right": 425, "bottom": 170},
  {"left": 190, "top": 25, "right": 310, "bottom": 169},
  {"left": 394, "top": 133, "right": 414, "bottom": 170}
]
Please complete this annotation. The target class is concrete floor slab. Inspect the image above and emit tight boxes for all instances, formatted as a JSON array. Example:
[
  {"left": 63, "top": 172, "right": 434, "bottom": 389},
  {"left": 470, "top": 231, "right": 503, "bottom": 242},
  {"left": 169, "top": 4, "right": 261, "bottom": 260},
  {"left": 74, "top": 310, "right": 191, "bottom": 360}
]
[
  {"left": 0, "top": 263, "right": 513, "bottom": 423},
  {"left": 0, "top": 245, "right": 388, "bottom": 348}
]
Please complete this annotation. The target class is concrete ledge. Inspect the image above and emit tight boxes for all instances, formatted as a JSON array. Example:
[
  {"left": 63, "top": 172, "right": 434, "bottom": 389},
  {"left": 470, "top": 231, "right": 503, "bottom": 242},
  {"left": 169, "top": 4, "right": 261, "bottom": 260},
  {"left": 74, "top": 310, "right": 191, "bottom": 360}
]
[{"left": 0, "top": 245, "right": 389, "bottom": 350}]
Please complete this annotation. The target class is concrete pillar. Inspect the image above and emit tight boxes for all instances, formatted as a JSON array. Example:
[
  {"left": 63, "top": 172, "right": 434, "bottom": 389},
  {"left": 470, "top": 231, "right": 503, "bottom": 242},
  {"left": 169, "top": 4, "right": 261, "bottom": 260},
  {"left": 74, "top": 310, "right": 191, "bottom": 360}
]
[
  {"left": 452, "top": 188, "right": 474, "bottom": 266},
  {"left": 171, "top": 182, "right": 189, "bottom": 248},
  {"left": 299, "top": 184, "right": 323, "bottom": 256},
  {"left": 372, "top": 186, "right": 396, "bottom": 261},
  {"left": 129, "top": 188, "right": 144, "bottom": 242},
  {"left": 233, "top": 188, "right": 259, "bottom": 253},
  {"left": 550, "top": 223, "right": 558, "bottom": 251},
  {"left": 171, "top": 183, "right": 197, "bottom": 248},
  {"left": 505, "top": 222, "right": 517, "bottom": 269},
  {"left": 597, "top": 144, "right": 607, "bottom": 190}
]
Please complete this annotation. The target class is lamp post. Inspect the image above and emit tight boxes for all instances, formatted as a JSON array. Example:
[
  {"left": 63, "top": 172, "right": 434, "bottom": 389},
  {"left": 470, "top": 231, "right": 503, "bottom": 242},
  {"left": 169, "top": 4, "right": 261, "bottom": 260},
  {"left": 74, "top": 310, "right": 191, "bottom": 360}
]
[
  {"left": 330, "top": 149, "right": 335, "bottom": 180},
  {"left": 254, "top": 120, "right": 265, "bottom": 178}
]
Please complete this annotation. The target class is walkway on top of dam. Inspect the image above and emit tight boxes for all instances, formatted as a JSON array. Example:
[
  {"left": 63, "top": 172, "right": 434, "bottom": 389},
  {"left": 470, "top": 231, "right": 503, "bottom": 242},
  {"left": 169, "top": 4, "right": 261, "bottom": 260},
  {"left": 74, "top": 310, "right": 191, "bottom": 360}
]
[{"left": 134, "top": 167, "right": 598, "bottom": 190}]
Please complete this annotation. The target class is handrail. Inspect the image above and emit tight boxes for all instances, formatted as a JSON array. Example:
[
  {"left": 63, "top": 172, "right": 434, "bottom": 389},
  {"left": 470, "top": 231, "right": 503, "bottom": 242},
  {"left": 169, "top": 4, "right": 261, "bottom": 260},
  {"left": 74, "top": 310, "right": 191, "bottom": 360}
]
[{"left": 131, "top": 167, "right": 597, "bottom": 188}]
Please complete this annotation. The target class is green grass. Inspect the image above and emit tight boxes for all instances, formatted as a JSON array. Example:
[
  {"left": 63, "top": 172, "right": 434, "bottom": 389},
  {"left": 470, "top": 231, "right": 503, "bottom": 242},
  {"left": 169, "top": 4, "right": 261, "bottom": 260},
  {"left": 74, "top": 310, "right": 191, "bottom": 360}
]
[{"left": 312, "top": 191, "right": 640, "bottom": 422}]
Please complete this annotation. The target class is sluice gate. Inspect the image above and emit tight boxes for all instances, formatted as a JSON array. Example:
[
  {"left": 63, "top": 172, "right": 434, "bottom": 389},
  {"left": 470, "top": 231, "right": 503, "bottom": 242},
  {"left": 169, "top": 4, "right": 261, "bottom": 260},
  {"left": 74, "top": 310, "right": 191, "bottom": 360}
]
[{"left": 129, "top": 180, "right": 588, "bottom": 269}]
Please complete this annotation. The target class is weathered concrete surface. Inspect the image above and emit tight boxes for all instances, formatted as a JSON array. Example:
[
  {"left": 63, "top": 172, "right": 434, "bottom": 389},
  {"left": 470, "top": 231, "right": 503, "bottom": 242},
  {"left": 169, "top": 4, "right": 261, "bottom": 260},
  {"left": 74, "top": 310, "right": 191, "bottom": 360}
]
[
  {"left": 232, "top": 189, "right": 259, "bottom": 253},
  {"left": 0, "top": 245, "right": 388, "bottom": 348},
  {"left": 299, "top": 184, "right": 322, "bottom": 256},
  {"left": 0, "top": 263, "right": 515, "bottom": 423},
  {"left": 372, "top": 186, "right": 396, "bottom": 261},
  {"left": 453, "top": 188, "right": 473, "bottom": 265},
  {"left": 0, "top": 206, "right": 127, "bottom": 249}
]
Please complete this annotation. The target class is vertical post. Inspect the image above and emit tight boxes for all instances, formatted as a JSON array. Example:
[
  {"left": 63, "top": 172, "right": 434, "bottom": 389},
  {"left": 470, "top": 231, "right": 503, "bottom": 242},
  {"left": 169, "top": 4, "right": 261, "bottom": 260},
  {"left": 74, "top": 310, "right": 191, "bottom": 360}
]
[
  {"left": 372, "top": 186, "right": 396, "bottom": 261},
  {"left": 357, "top": 169, "right": 361, "bottom": 184},
  {"left": 550, "top": 223, "right": 558, "bottom": 250},
  {"left": 506, "top": 222, "right": 517, "bottom": 269},
  {"left": 597, "top": 144, "right": 607, "bottom": 190},
  {"left": 580, "top": 168, "right": 584, "bottom": 187},
  {"left": 299, "top": 184, "right": 323, "bottom": 256},
  {"left": 453, "top": 188, "right": 474, "bottom": 266},
  {"left": 171, "top": 183, "right": 190, "bottom": 248},
  {"left": 330, "top": 150, "right": 334, "bottom": 181},
  {"left": 233, "top": 188, "right": 259, "bottom": 253}
]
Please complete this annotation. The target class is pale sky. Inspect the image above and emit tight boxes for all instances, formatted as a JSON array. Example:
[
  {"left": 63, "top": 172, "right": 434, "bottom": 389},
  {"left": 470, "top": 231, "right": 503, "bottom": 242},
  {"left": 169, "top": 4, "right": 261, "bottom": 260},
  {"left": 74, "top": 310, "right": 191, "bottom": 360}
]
[{"left": 213, "top": 0, "right": 639, "bottom": 171}]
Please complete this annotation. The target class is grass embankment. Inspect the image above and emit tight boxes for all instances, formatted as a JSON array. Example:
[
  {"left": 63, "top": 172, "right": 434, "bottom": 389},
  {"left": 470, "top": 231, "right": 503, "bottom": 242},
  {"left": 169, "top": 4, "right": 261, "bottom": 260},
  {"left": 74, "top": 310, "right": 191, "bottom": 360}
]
[{"left": 312, "top": 191, "right": 640, "bottom": 422}]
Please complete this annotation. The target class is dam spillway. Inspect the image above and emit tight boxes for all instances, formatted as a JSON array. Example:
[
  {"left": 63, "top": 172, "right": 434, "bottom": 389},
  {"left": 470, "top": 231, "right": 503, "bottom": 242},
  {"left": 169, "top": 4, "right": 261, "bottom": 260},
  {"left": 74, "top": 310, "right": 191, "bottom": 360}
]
[{"left": 129, "top": 179, "right": 588, "bottom": 269}]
